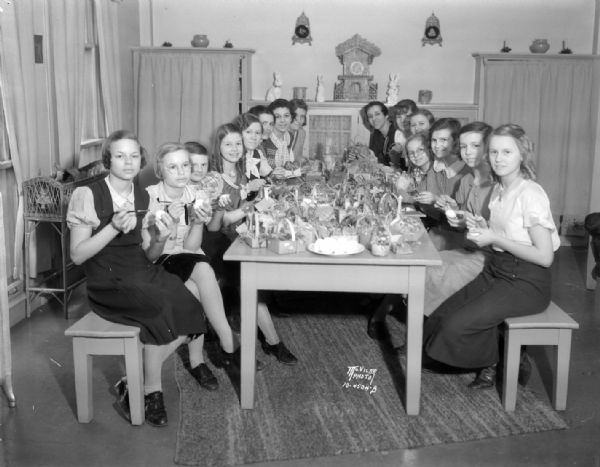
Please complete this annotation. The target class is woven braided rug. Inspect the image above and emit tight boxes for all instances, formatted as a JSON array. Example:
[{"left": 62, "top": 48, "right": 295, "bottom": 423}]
[{"left": 174, "top": 310, "right": 566, "bottom": 466}]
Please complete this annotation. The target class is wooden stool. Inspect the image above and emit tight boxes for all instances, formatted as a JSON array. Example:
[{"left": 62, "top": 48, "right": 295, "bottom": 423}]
[
  {"left": 65, "top": 312, "right": 144, "bottom": 425},
  {"left": 502, "top": 302, "right": 579, "bottom": 411}
]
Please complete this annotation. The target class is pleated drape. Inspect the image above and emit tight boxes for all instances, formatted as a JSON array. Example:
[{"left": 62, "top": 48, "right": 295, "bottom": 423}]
[
  {"left": 483, "top": 59, "right": 594, "bottom": 225},
  {"left": 134, "top": 50, "right": 240, "bottom": 159}
]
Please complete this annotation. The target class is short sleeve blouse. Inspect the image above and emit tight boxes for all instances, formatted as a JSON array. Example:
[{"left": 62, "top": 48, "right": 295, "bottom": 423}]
[
  {"left": 145, "top": 182, "right": 205, "bottom": 255},
  {"left": 488, "top": 178, "right": 560, "bottom": 252},
  {"left": 66, "top": 176, "right": 135, "bottom": 229}
]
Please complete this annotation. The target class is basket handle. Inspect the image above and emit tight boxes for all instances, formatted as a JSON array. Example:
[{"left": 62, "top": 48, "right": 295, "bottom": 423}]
[{"left": 276, "top": 218, "right": 296, "bottom": 241}]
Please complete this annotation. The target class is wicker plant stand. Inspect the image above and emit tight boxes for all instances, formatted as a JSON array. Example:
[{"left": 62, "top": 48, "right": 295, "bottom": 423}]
[{"left": 23, "top": 174, "right": 105, "bottom": 318}]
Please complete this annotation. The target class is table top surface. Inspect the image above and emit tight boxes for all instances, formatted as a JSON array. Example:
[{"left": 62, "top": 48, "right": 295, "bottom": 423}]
[{"left": 224, "top": 231, "right": 442, "bottom": 267}]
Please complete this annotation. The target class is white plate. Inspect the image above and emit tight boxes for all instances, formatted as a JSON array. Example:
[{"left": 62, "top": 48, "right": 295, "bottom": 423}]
[{"left": 308, "top": 242, "right": 365, "bottom": 256}]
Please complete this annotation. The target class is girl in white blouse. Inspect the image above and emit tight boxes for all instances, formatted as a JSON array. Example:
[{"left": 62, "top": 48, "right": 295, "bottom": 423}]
[{"left": 423, "top": 124, "right": 560, "bottom": 389}]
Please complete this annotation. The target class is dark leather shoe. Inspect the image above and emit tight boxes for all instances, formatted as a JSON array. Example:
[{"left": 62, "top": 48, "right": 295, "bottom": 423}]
[
  {"left": 144, "top": 391, "right": 168, "bottom": 427},
  {"left": 367, "top": 318, "right": 388, "bottom": 340},
  {"left": 468, "top": 364, "right": 497, "bottom": 389},
  {"left": 518, "top": 352, "right": 532, "bottom": 386},
  {"left": 262, "top": 341, "right": 298, "bottom": 365},
  {"left": 114, "top": 377, "right": 130, "bottom": 422},
  {"left": 189, "top": 363, "right": 219, "bottom": 391}
]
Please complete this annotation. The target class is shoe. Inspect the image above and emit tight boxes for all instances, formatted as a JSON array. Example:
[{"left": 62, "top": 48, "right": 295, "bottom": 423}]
[
  {"left": 144, "top": 391, "right": 168, "bottom": 427},
  {"left": 189, "top": 363, "right": 219, "bottom": 391},
  {"left": 114, "top": 377, "right": 130, "bottom": 422},
  {"left": 518, "top": 352, "right": 532, "bottom": 386},
  {"left": 367, "top": 317, "right": 388, "bottom": 340},
  {"left": 262, "top": 341, "right": 298, "bottom": 365},
  {"left": 220, "top": 348, "right": 266, "bottom": 371},
  {"left": 468, "top": 364, "right": 497, "bottom": 389}
]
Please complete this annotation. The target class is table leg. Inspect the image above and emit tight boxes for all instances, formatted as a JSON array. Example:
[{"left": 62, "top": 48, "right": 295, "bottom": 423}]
[
  {"left": 240, "top": 263, "right": 258, "bottom": 409},
  {"left": 405, "top": 266, "right": 425, "bottom": 415}
]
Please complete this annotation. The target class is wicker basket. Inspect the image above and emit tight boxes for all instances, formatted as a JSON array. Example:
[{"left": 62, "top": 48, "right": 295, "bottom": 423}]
[{"left": 23, "top": 174, "right": 106, "bottom": 221}]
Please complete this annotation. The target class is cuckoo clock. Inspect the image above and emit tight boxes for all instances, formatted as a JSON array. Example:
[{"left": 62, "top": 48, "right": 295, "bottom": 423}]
[{"left": 333, "top": 34, "right": 381, "bottom": 101}]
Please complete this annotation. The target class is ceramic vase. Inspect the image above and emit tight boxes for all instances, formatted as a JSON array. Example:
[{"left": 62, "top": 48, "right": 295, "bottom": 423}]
[
  {"left": 191, "top": 34, "right": 209, "bottom": 48},
  {"left": 418, "top": 90, "right": 432, "bottom": 105},
  {"left": 529, "top": 39, "right": 550, "bottom": 54}
]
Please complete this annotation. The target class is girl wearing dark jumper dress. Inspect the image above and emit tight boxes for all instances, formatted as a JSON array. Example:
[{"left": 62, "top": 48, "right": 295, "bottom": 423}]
[{"left": 67, "top": 130, "right": 206, "bottom": 427}]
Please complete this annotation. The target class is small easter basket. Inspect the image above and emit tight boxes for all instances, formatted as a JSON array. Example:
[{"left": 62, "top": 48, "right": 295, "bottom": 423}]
[
  {"left": 237, "top": 212, "right": 269, "bottom": 249},
  {"left": 267, "top": 218, "right": 298, "bottom": 255}
]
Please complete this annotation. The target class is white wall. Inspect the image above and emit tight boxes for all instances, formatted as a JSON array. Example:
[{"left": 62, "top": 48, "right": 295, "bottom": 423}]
[{"left": 141, "top": 0, "right": 594, "bottom": 104}]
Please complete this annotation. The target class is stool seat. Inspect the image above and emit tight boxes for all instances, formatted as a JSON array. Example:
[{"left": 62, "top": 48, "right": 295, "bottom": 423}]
[
  {"left": 502, "top": 301, "right": 578, "bottom": 412},
  {"left": 65, "top": 312, "right": 144, "bottom": 425},
  {"left": 65, "top": 312, "right": 140, "bottom": 338},
  {"left": 505, "top": 302, "right": 579, "bottom": 330}
]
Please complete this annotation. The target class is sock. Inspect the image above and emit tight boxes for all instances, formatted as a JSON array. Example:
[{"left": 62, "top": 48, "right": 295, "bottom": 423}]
[{"left": 144, "top": 384, "right": 162, "bottom": 396}]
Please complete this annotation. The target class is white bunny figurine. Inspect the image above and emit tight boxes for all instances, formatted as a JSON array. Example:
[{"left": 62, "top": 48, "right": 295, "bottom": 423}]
[
  {"left": 265, "top": 71, "right": 283, "bottom": 102},
  {"left": 315, "top": 74, "right": 325, "bottom": 103},
  {"left": 385, "top": 73, "right": 400, "bottom": 106}
]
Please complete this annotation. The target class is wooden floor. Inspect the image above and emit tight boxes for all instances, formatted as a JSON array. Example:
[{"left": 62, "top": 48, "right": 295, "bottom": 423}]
[{"left": 1, "top": 245, "right": 599, "bottom": 467}]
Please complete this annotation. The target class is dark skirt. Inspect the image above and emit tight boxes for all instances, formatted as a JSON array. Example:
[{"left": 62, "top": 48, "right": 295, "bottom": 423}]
[
  {"left": 423, "top": 250, "right": 551, "bottom": 369},
  {"left": 85, "top": 246, "right": 206, "bottom": 346},
  {"left": 156, "top": 253, "right": 210, "bottom": 282}
]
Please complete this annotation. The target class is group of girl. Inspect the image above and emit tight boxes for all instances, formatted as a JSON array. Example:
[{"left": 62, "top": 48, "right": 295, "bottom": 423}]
[
  {"left": 66, "top": 98, "right": 309, "bottom": 427},
  {"left": 67, "top": 93, "right": 559, "bottom": 426},
  {"left": 365, "top": 100, "right": 559, "bottom": 391},
  {"left": 363, "top": 99, "right": 435, "bottom": 171}
]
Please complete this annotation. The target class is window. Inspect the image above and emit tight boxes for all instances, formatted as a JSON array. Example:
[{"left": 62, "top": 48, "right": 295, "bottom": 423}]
[{"left": 79, "top": 0, "right": 106, "bottom": 167}]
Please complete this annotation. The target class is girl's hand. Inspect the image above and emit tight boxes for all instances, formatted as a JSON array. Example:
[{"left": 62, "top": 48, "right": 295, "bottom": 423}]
[
  {"left": 218, "top": 194, "right": 232, "bottom": 209},
  {"left": 434, "top": 194, "right": 457, "bottom": 210},
  {"left": 192, "top": 202, "right": 212, "bottom": 224},
  {"left": 414, "top": 191, "right": 435, "bottom": 205},
  {"left": 465, "top": 212, "right": 487, "bottom": 230},
  {"left": 466, "top": 227, "right": 495, "bottom": 247},
  {"left": 153, "top": 211, "right": 173, "bottom": 242},
  {"left": 446, "top": 209, "right": 467, "bottom": 228},
  {"left": 240, "top": 201, "right": 254, "bottom": 216},
  {"left": 390, "top": 142, "right": 404, "bottom": 153},
  {"left": 246, "top": 178, "right": 266, "bottom": 192},
  {"left": 166, "top": 201, "right": 185, "bottom": 221},
  {"left": 111, "top": 210, "right": 137, "bottom": 234}
]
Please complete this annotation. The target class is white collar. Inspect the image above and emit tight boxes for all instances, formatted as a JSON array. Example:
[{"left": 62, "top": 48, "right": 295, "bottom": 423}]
[{"left": 104, "top": 177, "right": 134, "bottom": 209}]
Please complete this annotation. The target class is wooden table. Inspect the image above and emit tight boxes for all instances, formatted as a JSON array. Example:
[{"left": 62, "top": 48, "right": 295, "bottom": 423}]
[{"left": 223, "top": 233, "right": 442, "bottom": 415}]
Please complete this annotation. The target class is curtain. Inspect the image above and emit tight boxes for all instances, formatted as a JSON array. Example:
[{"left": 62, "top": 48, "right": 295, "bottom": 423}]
[
  {"left": 48, "top": 0, "right": 86, "bottom": 169},
  {"left": 483, "top": 59, "right": 594, "bottom": 231},
  {"left": 134, "top": 50, "right": 240, "bottom": 159},
  {"left": 94, "top": 0, "right": 122, "bottom": 133},
  {"left": 0, "top": 0, "right": 36, "bottom": 278},
  {"left": 308, "top": 114, "right": 353, "bottom": 160}
]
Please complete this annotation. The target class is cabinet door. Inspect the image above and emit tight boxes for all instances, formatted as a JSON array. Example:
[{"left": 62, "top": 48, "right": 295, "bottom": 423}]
[{"left": 306, "top": 107, "right": 370, "bottom": 159}]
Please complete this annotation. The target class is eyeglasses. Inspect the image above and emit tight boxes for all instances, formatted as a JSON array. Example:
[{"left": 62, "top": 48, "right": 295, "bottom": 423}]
[
  {"left": 164, "top": 162, "right": 191, "bottom": 174},
  {"left": 407, "top": 147, "right": 427, "bottom": 158}
]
